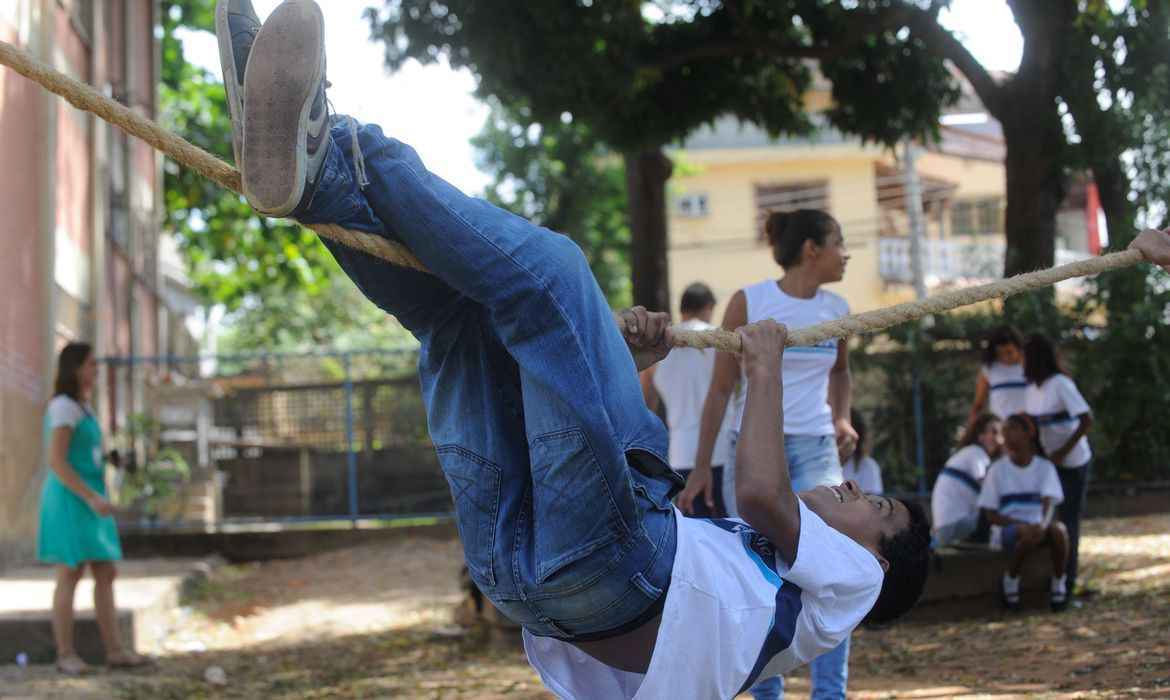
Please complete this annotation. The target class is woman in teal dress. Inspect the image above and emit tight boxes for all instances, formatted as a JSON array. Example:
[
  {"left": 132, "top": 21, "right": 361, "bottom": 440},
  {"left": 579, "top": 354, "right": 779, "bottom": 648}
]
[{"left": 38, "top": 342, "right": 148, "bottom": 673}]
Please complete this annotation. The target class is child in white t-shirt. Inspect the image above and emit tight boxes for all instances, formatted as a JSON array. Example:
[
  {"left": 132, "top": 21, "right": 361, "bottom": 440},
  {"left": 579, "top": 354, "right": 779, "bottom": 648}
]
[
  {"left": 932, "top": 413, "right": 1002, "bottom": 546},
  {"left": 1023, "top": 333, "right": 1094, "bottom": 596},
  {"left": 841, "top": 409, "right": 882, "bottom": 494},
  {"left": 977, "top": 414, "right": 1069, "bottom": 611}
]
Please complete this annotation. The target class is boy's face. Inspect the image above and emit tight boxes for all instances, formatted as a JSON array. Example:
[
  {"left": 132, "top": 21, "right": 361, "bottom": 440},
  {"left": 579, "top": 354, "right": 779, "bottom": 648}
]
[
  {"left": 800, "top": 480, "right": 909, "bottom": 572},
  {"left": 1002, "top": 420, "right": 1032, "bottom": 457},
  {"left": 995, "top": 342, "right": 1023, "bottom": 365}
]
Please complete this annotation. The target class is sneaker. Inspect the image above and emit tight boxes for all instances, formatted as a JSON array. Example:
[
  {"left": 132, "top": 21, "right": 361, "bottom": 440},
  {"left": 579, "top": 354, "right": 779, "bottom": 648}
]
[
  {"left": 1050, "top": 574, "right": 1069, "bottom": 612},
  {"left": 1000, "top": 572, "right": 1021, "bottom": 611},
  {"left": 214, "top": 0, "right": 262, "bottom": 166},
  {"left": 240, "top": 0, "right": 332, "bottom": 216}
]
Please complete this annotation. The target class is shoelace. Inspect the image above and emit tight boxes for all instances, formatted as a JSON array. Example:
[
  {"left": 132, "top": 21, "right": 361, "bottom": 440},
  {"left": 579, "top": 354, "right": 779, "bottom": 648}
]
[{"left": 322, "top": 79, "right": 369, "bottom": 189}]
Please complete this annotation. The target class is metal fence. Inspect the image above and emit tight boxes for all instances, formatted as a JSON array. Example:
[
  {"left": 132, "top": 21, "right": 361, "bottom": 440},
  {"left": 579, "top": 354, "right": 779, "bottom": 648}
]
[{"left": 101, "top": 348, "right": 450, "bottom": 530}]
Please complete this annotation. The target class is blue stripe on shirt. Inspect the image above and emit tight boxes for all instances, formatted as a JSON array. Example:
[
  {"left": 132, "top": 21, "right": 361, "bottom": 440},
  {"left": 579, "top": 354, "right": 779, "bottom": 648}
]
[
  {"left": 990, "top": 381, "right": 1028, "bottom": 391},
  {"left": 940, "top": 467, "right": 982, "bottom": 493},
  {"left": 1033, "top": 411, "right": 1080, "bottom": 426},
  {"left": 703, "top": 518, "right": 803, "bottom": 693},
  {"left": 1000, "top": 492, "right": 1043, "bottom": 507}
]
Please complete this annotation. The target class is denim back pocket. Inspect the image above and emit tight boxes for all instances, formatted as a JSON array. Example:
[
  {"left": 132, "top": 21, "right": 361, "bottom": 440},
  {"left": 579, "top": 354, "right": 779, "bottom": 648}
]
[
  {"left": 436, "top": 445, "right": 501, "bottom": 587},
  {"left": 530, "top": 429, "right": 627, "bottom": 585}
]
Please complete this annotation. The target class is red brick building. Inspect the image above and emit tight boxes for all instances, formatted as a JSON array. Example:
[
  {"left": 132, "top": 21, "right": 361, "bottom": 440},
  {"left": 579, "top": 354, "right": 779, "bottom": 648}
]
[{"left": 0, "top": 1, "right": 195, "bottom": 565}]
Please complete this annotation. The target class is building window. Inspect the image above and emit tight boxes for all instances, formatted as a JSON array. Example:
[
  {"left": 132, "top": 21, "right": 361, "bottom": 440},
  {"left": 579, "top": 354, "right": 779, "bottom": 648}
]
[
  {"left": 754, "top": 181, "right": 830, "bottom": 239},
  {"left": 675, "top": 193, "right": 709, "bottom": 218},
  {"left": 952, "top": 197, "right": 1003, "bottom": 236}
]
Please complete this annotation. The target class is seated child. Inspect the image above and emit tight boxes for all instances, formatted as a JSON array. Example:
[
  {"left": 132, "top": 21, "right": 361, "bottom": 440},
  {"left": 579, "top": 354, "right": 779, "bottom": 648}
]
[
  {"left": 931, "top": 413, "right": 1002, "bottom": 546},
  {"left": 841, "top": 409, "right": 883, "bottom": 494},
  {"left": 215, "top": 2, "right": 932, "bottom": 696},
  {"left": 976, "top": 414, "right": 1069, "bottom": 611}
]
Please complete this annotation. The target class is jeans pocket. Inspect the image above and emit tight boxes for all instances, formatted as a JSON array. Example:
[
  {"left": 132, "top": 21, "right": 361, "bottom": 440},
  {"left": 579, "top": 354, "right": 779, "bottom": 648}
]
[
  {"left": 631, "top": 472, "right": 675, "bottom": 514},
  {"left": 436, "top": 445, "right": 500, "bottom": 587},
  {"left": 530, "top": 429, "right": 626, "bottom": 585}
]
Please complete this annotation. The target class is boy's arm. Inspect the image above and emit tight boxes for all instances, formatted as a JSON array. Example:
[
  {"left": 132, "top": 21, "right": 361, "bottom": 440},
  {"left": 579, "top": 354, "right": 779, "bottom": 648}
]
[
  {"left": 734, "top": 321, "right": 800, "bottom": 564},
  {"left": 1039, "top": 496, "right": 1056, "bottom": 528},
  {"left": 828, "top": 340, "right": 857, "bottom": 457}
]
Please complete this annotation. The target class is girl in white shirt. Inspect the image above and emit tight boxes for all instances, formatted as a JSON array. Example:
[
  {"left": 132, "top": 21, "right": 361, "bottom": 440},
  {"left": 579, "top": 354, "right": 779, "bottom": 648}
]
[
  {"left": 683, "top": 209, "right": 856, "bottom": 700},
  {"left": 1023, "top": 334, "right": 1094, "bottom": 597},
  {"left": 931, "top": 413, "right": 1003, "bottom": 546},
  {"left": 963, "top": 326, "right": 1026, "bottom": 438}
]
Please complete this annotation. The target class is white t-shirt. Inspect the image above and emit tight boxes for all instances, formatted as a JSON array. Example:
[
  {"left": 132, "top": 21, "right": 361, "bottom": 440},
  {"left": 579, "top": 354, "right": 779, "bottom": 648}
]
[
  {"left": 1025, "top": 375, "right": 1092, "bottom": 468},
  {"left": 523, "top": 501, "right": 883, "bottom": 699},
  {"left": 652, "top": 319, "right": 735, "bottom": 468},
  {"left": 733, "top": 281, "right": 849, "bottom": 436},
  {"left": 931, "top": 444, "right": 992, "bottom": 530},
  {"left": 976, "top": 455, "right": 1064, "bottom": 549},
  {"left": 47, "top": 395, "right": 87, "bottom": 430},
  {"left": 981, "top": 362, "right": 1028, "bottom": 420},
  {"left": 842, "top": 455, "right": 883, "bottom": 494}
]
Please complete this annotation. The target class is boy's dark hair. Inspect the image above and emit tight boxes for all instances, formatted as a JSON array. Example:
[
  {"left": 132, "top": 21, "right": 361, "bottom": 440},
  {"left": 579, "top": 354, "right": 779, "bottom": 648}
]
[
  {"left": 1005, "top": 412, "right": 1045, "bottom": 456},
  {"left": 1023, "top": 333, "right": 1066, "bottom": 385},
  {"left": 764, "top": 209, "right": 839, "bottom": 269},
  {"left": 53, "top": 342, "right": 93, "bottom": 403},
  {"left": 679, "top": 282, "right": 716, "bottom": 315},
  {"left": 981, "top": 325, "right": 1024, "bottom": 366},
  {"left": 864, "top": 498, "right": 931, "bottom": 625}
]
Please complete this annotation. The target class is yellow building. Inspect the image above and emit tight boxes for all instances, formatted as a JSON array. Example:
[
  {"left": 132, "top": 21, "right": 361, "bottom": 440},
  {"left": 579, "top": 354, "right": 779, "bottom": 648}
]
[{"left": 666, "top": 85, "right": 1097, "bottom": 317}]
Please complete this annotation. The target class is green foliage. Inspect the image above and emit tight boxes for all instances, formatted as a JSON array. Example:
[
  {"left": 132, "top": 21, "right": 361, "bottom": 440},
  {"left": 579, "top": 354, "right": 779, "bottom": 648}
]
[
  {"left": 366, "top": 2, "right": 958, "bottom": 151},
  {"left": 161, "top": 0, "right": 404, "bottom": 353},
  {"left": 114, "top": 413, "right": 191, "bottom": 518},
  {"left": 472, "top": 99, "right": 631, "bottom": 307},
  {"left": 1059, "top": 1, "right": 1170, "bottom": 482}
]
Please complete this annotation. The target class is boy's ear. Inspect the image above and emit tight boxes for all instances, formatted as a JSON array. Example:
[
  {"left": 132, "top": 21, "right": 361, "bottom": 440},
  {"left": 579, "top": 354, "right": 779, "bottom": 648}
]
[{"left": 875, "top": 553, "right": 890, "bottom": 573}]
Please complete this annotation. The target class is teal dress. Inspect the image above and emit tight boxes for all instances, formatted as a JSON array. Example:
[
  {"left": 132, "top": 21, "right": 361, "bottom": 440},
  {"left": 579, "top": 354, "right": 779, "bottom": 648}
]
[{"left": 36, "top": 397, "right": 122, "bottom": 567}]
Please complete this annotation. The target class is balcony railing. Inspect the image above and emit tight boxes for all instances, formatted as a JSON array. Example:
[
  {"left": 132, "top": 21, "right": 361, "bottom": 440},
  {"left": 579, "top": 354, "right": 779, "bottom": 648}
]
[{"left": 878, "top": 237, "right": 1089, "bottom": 285}]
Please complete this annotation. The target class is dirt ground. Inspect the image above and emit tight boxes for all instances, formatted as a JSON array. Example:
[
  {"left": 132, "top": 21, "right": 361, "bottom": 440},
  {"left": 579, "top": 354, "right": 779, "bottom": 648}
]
[{"left": 1, "top": 514, "right": 1167, "bottom": 699}]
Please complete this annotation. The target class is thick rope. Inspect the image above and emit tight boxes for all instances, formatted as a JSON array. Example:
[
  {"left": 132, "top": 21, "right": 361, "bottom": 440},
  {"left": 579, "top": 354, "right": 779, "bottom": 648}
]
[
  {"left": 0, "top": 39, "right": 1149, "bottom": 353},
  {"left": 671, "top": 248, "right": 1144, "bottom": 352},
  {"left": 0, "top": 39, "right": 426, "bottom": 272}
]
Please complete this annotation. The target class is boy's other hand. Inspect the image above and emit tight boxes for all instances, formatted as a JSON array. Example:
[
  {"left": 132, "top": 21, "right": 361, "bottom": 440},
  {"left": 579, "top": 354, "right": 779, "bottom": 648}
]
[
  {"left": 737, "top": 320, "right": 788, "bottom": 380},
  {"left": 676, "top": 466, "right": 714, "bottom": 515},
  {"left": 616, "top": 306, "right": 673, "bottom": 371},
  {"left": 1130, "top": 228, "right": 1170, "bottom": 272}
]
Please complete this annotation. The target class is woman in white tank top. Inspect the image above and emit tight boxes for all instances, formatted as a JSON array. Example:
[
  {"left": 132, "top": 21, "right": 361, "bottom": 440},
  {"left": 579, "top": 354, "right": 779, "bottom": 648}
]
[{"left": 680, "top": 209, "right": 856, "bottom": 700}]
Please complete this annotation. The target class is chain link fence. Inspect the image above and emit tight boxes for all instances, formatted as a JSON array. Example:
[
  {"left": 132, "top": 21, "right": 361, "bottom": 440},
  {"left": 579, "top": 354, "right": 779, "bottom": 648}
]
[{"left": 101, "top": 348, "right": 450, "bottom": 530}]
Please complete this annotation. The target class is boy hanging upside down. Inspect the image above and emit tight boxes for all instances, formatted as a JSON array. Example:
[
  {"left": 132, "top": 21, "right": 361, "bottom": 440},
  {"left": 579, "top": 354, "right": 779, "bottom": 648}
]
[{"left": 215, "top": 2, "right": 1170, "bottom": 696}]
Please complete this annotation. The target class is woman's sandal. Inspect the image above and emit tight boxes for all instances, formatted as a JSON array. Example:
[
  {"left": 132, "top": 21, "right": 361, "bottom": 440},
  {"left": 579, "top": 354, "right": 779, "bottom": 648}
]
[
  {"left": 56, "top": 654, "right": 91, "bottom": 675},
  {"left": 106, "top": 651, "right": 155, "bottom": 670}
]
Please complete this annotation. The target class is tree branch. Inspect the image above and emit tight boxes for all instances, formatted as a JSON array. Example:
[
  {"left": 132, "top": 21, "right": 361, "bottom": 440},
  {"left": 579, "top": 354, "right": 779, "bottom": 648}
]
[{"left": 894, "top": 5, "right": 1006, "bottom": 117}]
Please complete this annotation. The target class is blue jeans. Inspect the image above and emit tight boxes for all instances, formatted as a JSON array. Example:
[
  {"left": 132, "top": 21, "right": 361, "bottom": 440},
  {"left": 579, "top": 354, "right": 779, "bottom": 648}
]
[
  {"left": 296, "top": 118, "right": 680, "bottom": 640},
  {"left": 732, "top": 433, "right": 850, "bottom": 700}
]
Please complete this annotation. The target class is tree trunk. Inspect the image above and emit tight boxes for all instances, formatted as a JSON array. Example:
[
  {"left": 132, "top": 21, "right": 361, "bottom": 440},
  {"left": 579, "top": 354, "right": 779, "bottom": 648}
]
[
  {"left": 999, "top": 108, "right": 1064, "bottom": 278},
  {"left": 624, "top": 148, "right": 673, "bottom": 312}
]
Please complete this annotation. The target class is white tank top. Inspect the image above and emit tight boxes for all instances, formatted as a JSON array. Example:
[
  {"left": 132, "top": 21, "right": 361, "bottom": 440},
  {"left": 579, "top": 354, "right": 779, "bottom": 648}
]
[
  {"left": 981, "top": 362, "right": 1027, "bottom": 419},
  {"left": 652, "top": 319, "right": 735, "bottom": 468},
  {"left": 733, "top": 281, "right": 849, "bottom": 436}
]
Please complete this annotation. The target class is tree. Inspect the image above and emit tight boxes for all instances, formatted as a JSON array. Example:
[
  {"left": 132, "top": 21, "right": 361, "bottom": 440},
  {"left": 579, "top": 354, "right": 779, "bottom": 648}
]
[
  {"left": 472, "top": 99, "right": 632, "bottom": 307},
  {"left": 160, "top": 0, "right": 406, "bottom": 352},
  {"left": 366, "top": 1, "right": 957, "bottom": 310},
  {"left": 1057, "top": 0, "right": 1170, "bottom": 481}
]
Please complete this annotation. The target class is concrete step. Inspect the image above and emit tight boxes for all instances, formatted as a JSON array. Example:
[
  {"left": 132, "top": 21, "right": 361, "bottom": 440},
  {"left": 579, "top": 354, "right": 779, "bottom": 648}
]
[
  {"left": 923, "top": 544, "right": 1054, "bottom": 604},
  {"left": 0, "top": 557, "right": 217, "bottom": 664}
]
